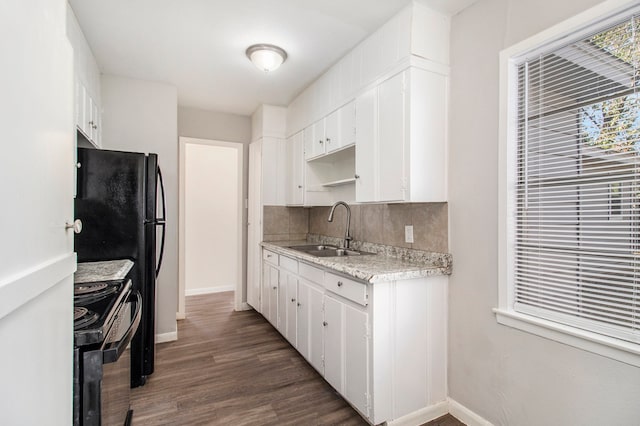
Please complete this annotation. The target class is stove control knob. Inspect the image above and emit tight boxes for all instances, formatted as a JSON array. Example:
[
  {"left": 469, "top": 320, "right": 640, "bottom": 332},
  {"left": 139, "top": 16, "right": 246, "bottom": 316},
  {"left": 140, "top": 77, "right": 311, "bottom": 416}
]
[{"left": 65, "top": 219, "right": 83, "bottom": 234}]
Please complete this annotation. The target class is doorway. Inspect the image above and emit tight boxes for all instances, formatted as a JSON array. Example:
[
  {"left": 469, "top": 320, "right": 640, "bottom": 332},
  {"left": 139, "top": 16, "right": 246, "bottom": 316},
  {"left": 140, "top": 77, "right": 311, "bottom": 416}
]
[{"left": 178, "top": 137, "right": 243, "bottom": 317}]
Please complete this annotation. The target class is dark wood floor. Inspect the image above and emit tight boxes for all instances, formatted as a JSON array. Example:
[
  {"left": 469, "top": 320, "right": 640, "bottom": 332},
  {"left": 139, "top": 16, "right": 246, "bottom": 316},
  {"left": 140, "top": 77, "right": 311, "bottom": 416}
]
[{"left": 131, "top": 292, "right": 464, "bottom": 426}]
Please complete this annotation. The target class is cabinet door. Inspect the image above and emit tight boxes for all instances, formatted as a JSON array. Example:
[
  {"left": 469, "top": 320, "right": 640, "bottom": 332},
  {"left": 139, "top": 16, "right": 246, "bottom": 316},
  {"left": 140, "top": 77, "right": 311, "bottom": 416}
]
[
  {"left": 262, "top": 137, "right": 287, "bottom": 206},
  {"left": 355, "top": 87, "right": 377, "bottom": 202},
  {"left": 323, "top": 295, "right": 344, "bottom": 393},
  {"left": 324, "top": 109, "right": 339, "bottom": 153},
  {"left": 308, "top": 283, "right": 324, "bottom": 374},
  {"left": 345, "top": 305, "right": 369, "bottom": 417},
  {"left": 312, "top": 119, "right": 326, "bottom": 157},
  {"left": 89, "top": 97, "right": 99, "bottom": 143},
  {"left": 266, "top": 265, "right": 279, "bottom": 326},
  {"left": 286, "top": 131, "right": 304, "bottom": 205},
  {"left": 277, "top": 269, "right": 288, "bottom": 335},
  {"left": 296, "top": 280, "right": 310, "bottom": 358},
  {"left": 339, "top": 101, "right": 356, "bottom": 148},
  {"left": 303, "top": 125, "right": 315, "bottom": 160},
  {"left": 377, "top": 71, "right": 406, "bottom": 202},
  {"left": 286, "top": 273, "right": 297, "bottom": 346}
]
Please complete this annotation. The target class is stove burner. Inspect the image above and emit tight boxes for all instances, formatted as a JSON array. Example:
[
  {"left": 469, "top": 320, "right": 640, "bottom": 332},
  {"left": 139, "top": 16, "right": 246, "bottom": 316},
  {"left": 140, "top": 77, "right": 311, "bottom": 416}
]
[
  {"left": 75, "top": 307, "right": 88, "bottom": 320},
  {"left": 74, "top": 307, "right": 99, "bottom": 329},
  {"left": 75, "top": 282, "right": 108, "bottom": 296},
  {"left": 74, "top": 281, "right": 120, "bottom": 305}
]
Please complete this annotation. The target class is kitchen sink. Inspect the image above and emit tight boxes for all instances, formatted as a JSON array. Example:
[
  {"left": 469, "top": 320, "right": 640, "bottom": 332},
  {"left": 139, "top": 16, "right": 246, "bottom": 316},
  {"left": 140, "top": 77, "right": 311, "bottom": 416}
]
[{"left": 287, "top": 244, "right": 374, "bottom": 257}]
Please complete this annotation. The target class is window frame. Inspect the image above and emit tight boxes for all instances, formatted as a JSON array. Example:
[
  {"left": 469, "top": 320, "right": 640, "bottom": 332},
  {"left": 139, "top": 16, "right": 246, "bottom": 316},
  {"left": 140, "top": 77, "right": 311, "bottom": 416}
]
[{"left": 497, "top": 0, "right": 640, "bottom": 367}]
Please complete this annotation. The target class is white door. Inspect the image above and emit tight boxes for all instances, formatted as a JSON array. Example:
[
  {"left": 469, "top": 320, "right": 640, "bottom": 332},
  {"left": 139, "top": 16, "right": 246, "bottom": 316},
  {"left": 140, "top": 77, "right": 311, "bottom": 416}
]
[
  {"left": 1, "top": 1, "right": 75, "bottom": 424},
  {"left": 355, "top": 87, "right": 377, "bottom": 202},
  {"left": 323, "top": 295, "right": 344, "bottom": 393},
  {"left": 345, "top": 305, "right": 369, "bottom": 417},
  {"left": 247, "top": 141, "right": 263, "bottom": 311},
  {"left": 377, "top": 71, "right": 407, "bottom": 202}
]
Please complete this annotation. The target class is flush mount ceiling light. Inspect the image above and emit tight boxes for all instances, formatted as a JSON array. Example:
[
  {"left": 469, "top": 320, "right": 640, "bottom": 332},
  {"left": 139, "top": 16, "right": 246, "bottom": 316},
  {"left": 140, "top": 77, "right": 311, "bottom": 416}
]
[{"left": 246, "top": 44, "right": 287, "bottom": 72}]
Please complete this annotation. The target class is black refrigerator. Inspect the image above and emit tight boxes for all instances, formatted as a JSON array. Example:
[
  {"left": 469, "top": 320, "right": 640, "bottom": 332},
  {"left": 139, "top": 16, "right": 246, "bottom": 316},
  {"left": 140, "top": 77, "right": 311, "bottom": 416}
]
[{"left": 74, "top": 147, "right": 166, "bottom": 388}]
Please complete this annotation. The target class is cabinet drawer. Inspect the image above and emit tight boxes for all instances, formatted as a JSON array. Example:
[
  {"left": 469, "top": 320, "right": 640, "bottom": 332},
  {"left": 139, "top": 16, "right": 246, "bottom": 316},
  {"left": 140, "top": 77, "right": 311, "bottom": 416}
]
[
  {"left": 263, "top": 249, "right": 279, "bottom": 265},
  {"left": 280, "top": 255, "right": 298, "bottom": 274},
  {"left": 298, "top": 262, "right": 324, "bottom": 285},
  {"left": 324, "top": 273, "right": 368, "bottom": 306}
]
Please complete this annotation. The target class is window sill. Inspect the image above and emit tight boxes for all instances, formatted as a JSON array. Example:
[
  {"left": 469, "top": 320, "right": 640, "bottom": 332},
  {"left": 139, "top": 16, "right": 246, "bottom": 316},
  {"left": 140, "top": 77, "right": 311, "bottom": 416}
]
[{"left": 493, "top": 308, "right": 640, "bottom": 368}]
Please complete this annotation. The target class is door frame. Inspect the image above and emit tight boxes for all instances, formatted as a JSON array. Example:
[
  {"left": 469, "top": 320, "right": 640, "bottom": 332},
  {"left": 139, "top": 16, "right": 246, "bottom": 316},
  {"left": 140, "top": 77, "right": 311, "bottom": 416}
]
[{"left": 178, "top": 137, "right": 244, "bottom": 317}]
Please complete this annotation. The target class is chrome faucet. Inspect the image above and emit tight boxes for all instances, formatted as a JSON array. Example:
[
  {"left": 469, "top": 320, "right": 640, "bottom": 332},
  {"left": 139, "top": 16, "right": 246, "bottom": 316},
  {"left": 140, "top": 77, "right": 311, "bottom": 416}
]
[{"left": 328, "top": 201, "right": 352, "bottom": 249}]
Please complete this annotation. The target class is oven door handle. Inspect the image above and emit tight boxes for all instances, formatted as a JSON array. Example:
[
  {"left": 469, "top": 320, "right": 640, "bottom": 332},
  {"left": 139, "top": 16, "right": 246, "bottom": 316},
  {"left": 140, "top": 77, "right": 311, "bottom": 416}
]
[{"left": 103, "top": 291, "right": 142, "bottom": 364}]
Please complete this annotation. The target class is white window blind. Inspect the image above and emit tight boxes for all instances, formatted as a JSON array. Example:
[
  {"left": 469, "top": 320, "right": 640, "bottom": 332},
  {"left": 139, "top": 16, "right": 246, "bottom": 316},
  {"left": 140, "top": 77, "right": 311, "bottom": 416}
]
[{"left": 514, "top": 14, "right": 640, "bottom": 344}]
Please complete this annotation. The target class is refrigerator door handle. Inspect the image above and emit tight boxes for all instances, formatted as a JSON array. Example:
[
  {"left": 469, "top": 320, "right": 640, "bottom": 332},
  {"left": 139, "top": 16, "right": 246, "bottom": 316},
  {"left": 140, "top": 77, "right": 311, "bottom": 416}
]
[{"left": 155, "top": 167, "right": 167, "bottom": 278}]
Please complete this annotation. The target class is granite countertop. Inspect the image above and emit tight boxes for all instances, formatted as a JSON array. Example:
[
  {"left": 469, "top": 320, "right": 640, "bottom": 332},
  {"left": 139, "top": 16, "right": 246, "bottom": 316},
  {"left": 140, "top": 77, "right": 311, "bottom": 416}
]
[
  {"left": 75, "top": 259, "right": 135, "bottom": 284},
  {"left": 261, "top": 238, "right": 452, "bottom": 283}
]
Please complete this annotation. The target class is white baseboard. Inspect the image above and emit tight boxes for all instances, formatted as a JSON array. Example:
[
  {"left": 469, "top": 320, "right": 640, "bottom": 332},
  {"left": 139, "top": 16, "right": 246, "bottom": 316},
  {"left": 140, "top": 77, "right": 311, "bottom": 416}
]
[
  {"left": 185, "top": 285, "right": 235, "bottom": 296},
  {"left": 235, "top": 302, "right": 252, "bottom": 311},
  {"left": 386, "top": 400, "right": 449, "bottom": 426},
  {"left": 448, "top": 398, "right": 493, "bottom": 426},
  {"left": 156, "top": 331, "right": 177, "bottom": 344},
  {"left": 176, "top": 311, "right": 186, "bottom": 320}
]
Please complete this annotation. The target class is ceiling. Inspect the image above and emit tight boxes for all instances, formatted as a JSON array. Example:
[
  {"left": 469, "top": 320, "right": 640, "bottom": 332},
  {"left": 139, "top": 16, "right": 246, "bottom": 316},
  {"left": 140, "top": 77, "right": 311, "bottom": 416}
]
[{"left": 69, "top": 0, "right": 476, "bottom": 117}]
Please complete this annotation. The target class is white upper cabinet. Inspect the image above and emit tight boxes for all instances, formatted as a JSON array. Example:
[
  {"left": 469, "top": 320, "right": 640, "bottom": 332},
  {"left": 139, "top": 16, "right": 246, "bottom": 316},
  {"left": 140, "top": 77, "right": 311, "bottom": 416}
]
[
  {"left": 286, "top": 131, "right": 305, "bottom": 206},
  {"left": 261, "top": 137, "right": 287, "bottom": 206},
  {"left": 67, "top": 4, "right": 102, "bottom": 148},
  {"left": 355, "top": 88, "right": 377, "bottom": 202},
  {"left": 356, "top": 68, "right": 447, "bottom": 203},
  {"left": 304, "top": 119, "right": 326, "bottom": 160},
  {"left": 286, "top": 2, "right": 449, "bottom": 137}
]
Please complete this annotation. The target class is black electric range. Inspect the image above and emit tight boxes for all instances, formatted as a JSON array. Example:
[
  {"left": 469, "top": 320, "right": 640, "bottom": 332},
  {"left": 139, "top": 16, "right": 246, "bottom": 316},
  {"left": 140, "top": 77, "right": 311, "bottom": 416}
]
[{"left": 73, "top": 277, "right": 141, "bottom": 426}]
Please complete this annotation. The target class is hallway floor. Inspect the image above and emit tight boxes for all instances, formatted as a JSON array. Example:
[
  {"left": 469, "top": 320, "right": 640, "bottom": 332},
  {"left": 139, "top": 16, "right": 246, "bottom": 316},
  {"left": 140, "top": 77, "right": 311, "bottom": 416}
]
[{"left": 131, "top": 292, "right": 464, "bottom": 425}]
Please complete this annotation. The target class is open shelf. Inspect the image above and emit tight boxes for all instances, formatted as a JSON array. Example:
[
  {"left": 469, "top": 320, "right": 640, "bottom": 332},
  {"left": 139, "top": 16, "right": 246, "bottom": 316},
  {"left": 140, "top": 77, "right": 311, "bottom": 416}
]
[{"left": 321, "top": 177, "right": 356, "bottom": 187}]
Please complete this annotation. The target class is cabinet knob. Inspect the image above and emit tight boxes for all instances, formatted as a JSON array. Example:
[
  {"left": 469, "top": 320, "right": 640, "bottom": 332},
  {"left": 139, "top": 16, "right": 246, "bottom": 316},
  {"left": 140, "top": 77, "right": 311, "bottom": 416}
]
[
  {"left": 297, "top": 302, "right": 301, "bottom": 307},
  {"left": 272, "top": 286, "right": 277, "bottom": 290},
  {"left": 337, "top": 281, "right": 343, "bottom": 287},
  {"left": 291, "top": 298, "right": 296, "bottom": 303},
  {"left": 354, "top": 174, "right": 360, "bottom": 179},
  {"left": 76, "top": 162, "right": 81, "bottom": 169},
  {"left": 323, "top": 321, "right": 328, "bottom": 327},
  {"left": 297, "top": 185, "right": 302, "bottom": 189},
  {"left": 326, "top": 138, "right": 331, "bottom": 144},
  {"left": 266, "top": 254, "right": 272, "bottom": 258},
  {"left": 92, "top": 124, "right": 98, "bottom": 130},
  {"left": 319, "top": 140, "right": 323, "bottom": 144}
]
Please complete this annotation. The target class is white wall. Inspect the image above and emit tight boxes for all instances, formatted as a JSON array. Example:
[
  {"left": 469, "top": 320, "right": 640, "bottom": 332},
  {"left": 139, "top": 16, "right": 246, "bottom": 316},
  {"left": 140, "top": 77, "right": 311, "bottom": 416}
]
[
  {"left": 185, "top": 143, "right": 239, "bottom": 294},
  {"left": 178, "top": 106, "right": 252, "bottom": 304},
  {"left": 448, "top": 0, "right": 640, "bottom": 424},
  {"left": 101, "top": 74, "right": 178, "bottom": 337}
]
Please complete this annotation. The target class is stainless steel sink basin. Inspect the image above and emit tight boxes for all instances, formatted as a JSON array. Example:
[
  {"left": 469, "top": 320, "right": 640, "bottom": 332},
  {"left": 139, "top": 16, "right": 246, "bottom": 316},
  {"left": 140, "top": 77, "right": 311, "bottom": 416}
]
[
  {"left": 287, "top": 244, "right": 338, "bottom": 251},
  {"left": 287, "top": 245, "right": 374, "bottom": 257}
]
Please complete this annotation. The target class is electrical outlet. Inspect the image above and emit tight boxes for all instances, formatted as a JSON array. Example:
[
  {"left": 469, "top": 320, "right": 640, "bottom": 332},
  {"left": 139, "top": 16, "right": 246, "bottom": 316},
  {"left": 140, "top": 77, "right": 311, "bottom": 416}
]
[{"left": 405, "top": 225, "right": 414, "bottom": 243}]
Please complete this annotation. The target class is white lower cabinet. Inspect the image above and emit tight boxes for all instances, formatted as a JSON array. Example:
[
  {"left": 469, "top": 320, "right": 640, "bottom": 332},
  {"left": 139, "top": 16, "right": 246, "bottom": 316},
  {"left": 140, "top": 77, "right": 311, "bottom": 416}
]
[
  {"left": 260, "top": 249, "right": 447, "bottom": 424},
  {"left": 323, "top": 295, "right": 344, "bottom": 393},
  {"left": 261, "top": 260, "right": 279, "bottom": 327},
  {"left": 344, "top": 303, "right": 369, "bottom": 417}
]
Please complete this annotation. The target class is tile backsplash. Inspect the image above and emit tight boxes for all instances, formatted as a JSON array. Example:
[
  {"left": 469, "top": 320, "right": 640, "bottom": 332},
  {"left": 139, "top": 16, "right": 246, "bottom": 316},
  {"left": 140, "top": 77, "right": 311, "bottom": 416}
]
[{"left": 263, "top": 203, "right": 448, "bottom": 253}]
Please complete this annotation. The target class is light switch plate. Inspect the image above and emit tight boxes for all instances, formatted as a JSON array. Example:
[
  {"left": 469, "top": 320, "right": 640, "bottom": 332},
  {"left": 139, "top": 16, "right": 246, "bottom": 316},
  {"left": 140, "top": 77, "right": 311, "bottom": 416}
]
[{"left": 405, "top": 225, "right": 414, "bottom": 243}]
